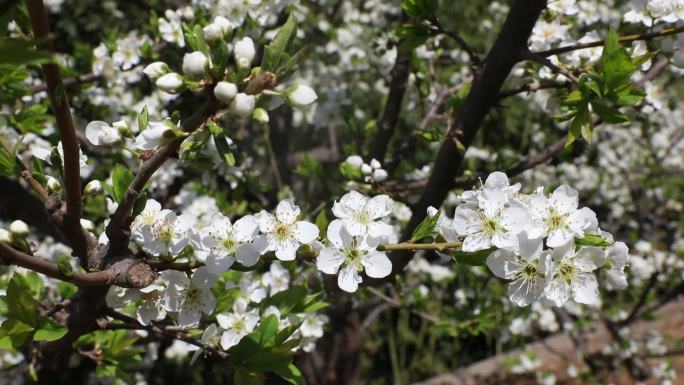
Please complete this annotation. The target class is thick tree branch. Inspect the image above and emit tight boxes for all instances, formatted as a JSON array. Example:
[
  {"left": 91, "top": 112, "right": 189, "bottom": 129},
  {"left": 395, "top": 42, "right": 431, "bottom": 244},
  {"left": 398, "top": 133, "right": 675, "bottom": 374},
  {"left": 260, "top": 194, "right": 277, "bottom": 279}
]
[
  {"left": 368, "top": 50, "right": 412, "bottom": 162},
  {"left": 106, "top": 99, "right": 221, "bottom": 243},
  {"left": 382, "top": 0, "right": 548, "bottom": 280},
  {"left": 31, "top": 73, "right": 101, "bottom": 94},
  {"left": 25, "top": 0, "right": 89, "bottom": 259},
  {"left": 0, "top": 241, "right": 113, "bottom": 286}
]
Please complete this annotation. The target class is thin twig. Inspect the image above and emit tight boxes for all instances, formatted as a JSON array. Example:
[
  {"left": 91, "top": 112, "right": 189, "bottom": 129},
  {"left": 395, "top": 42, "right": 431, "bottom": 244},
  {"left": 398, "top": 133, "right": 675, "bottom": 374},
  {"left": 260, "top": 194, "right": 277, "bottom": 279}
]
[{"left": 535, "top": 25, "right": 684, "bottom": 57}]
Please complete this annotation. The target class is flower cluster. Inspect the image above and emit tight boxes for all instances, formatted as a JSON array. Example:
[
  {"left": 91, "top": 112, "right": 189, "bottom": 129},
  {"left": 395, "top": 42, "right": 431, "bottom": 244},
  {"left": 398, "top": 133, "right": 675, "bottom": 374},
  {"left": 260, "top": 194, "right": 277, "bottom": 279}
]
[{"left": 436, "top": 172, "right": 629, "bottom": 307}]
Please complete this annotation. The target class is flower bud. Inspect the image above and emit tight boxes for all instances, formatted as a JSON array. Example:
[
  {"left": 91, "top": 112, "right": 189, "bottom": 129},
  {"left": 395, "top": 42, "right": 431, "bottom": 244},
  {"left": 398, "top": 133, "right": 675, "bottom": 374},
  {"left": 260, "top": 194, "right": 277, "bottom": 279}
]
[
  {"left": 155, "top": 73, "right": 184, "bottom": 94},
  {"left": 46, "top": 176, "right": 61, "bottom": 193},
  {"left": 234, "top": 37, "right": 256, "bottom": 68},
  {"left": 370, "top": 158, "right": 381, "bottom": 169},
  {"left": 143, "top": 61, "right": 170, "bottom": 81},
  {"left": 229, "top": 93, "right": 256, "bottom": 118},
  {"left": 80, "top": 219, "right": 95, "bottom": 231},
  {"left": 285, "top": 84, "right": 317, "bottom": 107},
  {"left": 372, "top": 168, "right": 388, "bottom": 182},
  {"left": 253, "top": 108, "right": 269, "bottom": 123},
  {"left": 85, "top": 121, "right": 122, "bottom": 146},
  {"left": 203, "top": 16, "right": 232, "bottom": 44},
  {"left": 182, "top": 52, "right": 209, "bottom": 78},
  {"left": 214, "top": 81, "right": 238, "bottom": 104},
  {"left": 9, "top": 220, "right": 29, "bottom": 237},
  {"left": 0, "top": 229, "right": 11, "bottom": 243},
  {"left": 345, "top": 155, "right": 363, "bottom": 168},
  {"left": 84, "top": 180, "right": 103, "bottom": 194},
  {"left": 361, "top": 164, "right": 372, "bottom": 175}
]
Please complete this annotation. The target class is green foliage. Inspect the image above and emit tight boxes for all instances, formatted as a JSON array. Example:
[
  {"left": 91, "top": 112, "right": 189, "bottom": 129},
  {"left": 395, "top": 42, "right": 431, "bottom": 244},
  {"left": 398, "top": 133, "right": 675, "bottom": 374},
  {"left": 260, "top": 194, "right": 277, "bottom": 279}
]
[
  {"left": 558, "top": 30, "right": 649, "bottom": 145},
  {"left": 0, "top": 274, "right": 67, "bottom": 350},
  {"left": 396, "top": 24, "right": 430, "bottom": 52},
  {"left": 0, "top": 139, "right": 17, "bottom": 177},
  {"left": 262, "top": 13, "right": 298, "bottom": 73},
  {"left": 0, "top": 39, "right": 54, "bottom": 65},
  {"left": 451, "top": 247, "right": 495, "bottom": 266},
  {"left": 401, "top": 0, "right": 438, "bottom": 20},
  {"left": 411, "top": 211, "right": 439, "bottom": 242},
  {"left": 75, "top": 329, "right": 143, "bottom": 383},
  {"left": 138, "top": 105, "right": 149, "bottom": 132},
  {"left": 216, "top": 314, "right": 307, "bottom": 385}
]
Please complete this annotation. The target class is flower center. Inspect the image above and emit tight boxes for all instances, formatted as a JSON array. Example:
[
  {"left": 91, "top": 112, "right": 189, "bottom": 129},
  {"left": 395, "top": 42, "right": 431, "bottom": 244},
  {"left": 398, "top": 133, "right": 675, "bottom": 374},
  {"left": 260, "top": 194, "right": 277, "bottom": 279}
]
[
  {"left": 154, "top": 222, "right": 174, "bottom": 242},
  {"left": 558, "top": 261, "right": 575, "bottom": 284},
  {"left": 522, "top": 262, "right": 538, "bottom": 278},
  {"left": 344, "top": 247, "right": 365, "bottom": 271},
  {"left": 222, "top": 237, "right": 237, "bottom": 253},
  {"left": 353, "top": 210, "right": 371, "bottom": 225},
  {"left": 481, "top": 216, "right": 502, "bottom": 236},
  {"left": 274, "top": 223, "right": 292, "bottom": 240},
  {"left": 546, "top": 209, "right": 566, "bottom": 231}
]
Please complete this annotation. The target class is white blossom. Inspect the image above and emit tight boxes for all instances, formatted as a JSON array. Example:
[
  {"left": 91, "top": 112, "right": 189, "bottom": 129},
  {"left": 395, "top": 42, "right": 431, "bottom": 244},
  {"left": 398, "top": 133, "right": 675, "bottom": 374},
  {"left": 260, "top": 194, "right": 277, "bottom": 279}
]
[
  {"left": 199, "top": 214, "right": 260, "bottom": 275},
  {"left": 331, "top": 191, "right": 394, "bottom": 239},
  {"left": 182, "top": 52, "right": 209, "bottom": 78},
  {"left": 254, "top": 200, "right": 319, "bottom": 261},
  {"left": 216, "top": 298, "right": 259, "bottom": 350},
  {"left": 542, "top": 241, "right": 605, "bottom": 306},
  {"left": 163, "top": 267, "right": 217, "bottom": 328},
  {"left": 85, "top": 121, "right": 123, "bottom": 146}
]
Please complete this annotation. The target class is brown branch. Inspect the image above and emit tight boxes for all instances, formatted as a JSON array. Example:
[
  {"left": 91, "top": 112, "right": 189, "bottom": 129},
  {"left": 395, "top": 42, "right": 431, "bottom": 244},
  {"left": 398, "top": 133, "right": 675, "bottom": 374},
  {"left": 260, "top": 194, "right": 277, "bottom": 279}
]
[
  {"left": 498, "top": 80, "right": 570, "bottom": 99},
  {"left": 106, "top": 98, "right": 221, "bottom": 243},
  {"left": 367, "top": 49, "right": 412, "bottom": 162},
  {"left": 31, "top": 73, "right": 101, "bottom": 94},
  {"left": 0, "top": 241, "right": 114, "bottom": 286},
  {"left": 25, "top": 0, "right": 88, "bottom": 258},
  {"left": 522, "top": 50, "right": 579, "bottom": 82},
  {"left": 535, "top": 24, "right": 684, "bottom": 57},
  {"left": 378, "top": 0, "right": 547, "bottom": 281}
]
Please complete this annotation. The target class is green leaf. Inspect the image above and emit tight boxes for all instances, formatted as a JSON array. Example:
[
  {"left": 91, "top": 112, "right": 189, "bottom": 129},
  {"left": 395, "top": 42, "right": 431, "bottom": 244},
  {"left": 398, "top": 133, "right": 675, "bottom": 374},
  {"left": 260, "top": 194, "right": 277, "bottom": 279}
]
[
  {"left": 57, "top": 255, "right": 74, "bottom": 277},
  {"left": 132, "top": 191, "right": 148, "bottom": 218},
  {"left": 339, "top": 163, "right": 363, "bottom": 181},
  {"left": 401, "top": 0, "right": 438, "bottom": 20},
  {"left": 0, "top": 318, "right": 34, "bottom": 350},
  {"left": 600, "top": 30, "right": 635, "bottom": 92},
  {"left": 396, "top": 24, "right": 430, "bottom": 52},
  {"left": 314, "top": 210, "right": 328, "bottom": 238},
  {"left": 0, "top": 39, "right": 54, "bottom": 65},
  {"left": 264, "top": 286, "right": 307, "bottom": 315},
  {"left": 591, "top": 101, "right": 629, "bottom": 124},
  {"left": 111, "top": 164, "right": 134, "bottom": 203},
  {"left": 5, "top": 275, "right": 39, "bottom": 326},
  {"left": 452, "top": 248, "right": 495, "bottom": 266},
  {"left": 138, "top": 105, "right": 149, "bottom": 132},
  {"left": 262, "top": 13, "right": 298, "bottom": 72},
  {"left": 273, "top": 363, "right": 307, "bottom": 385},
  {"left": 33, "top": 316, "right": 68, "bottom": 341},
  {"left": 575, "top": 234, "right": 611, "bottom": 248},
  {"left": 234, "top": 368, "right": 264, "bottom": 385},
  {"left": 632, "top": 51, "right": 658, "bottom": 68},
  {"left": 411, "top": 211, "right": 439, "bottom": 242},
  {"left": 252, "top": 315, "right": 279, "bottom": 347},
  {"left": 0, "top": 140, "right": 16, "bottom": 176}
]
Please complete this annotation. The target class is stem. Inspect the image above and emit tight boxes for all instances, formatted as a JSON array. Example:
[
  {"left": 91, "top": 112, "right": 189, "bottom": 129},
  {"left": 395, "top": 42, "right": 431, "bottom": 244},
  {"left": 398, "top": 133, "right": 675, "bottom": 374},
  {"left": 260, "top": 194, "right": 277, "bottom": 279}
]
[
  {"left": 262, "top": 123, "right": 283, "bottom": 191},
  {"left": 0, "top": 241, "right": 114, "bottom": 286},
  {"left": 376, "top": 241, "right": 462, "bottom": 252},
  {"left": 25, "top": 0, "right": 83, "bottom": 224},
  {"left": 0, "top": 138, "right": 48, "bottom": 200},
  {"left": 535, "top": 24, "right": 684, "bottom": 57}
]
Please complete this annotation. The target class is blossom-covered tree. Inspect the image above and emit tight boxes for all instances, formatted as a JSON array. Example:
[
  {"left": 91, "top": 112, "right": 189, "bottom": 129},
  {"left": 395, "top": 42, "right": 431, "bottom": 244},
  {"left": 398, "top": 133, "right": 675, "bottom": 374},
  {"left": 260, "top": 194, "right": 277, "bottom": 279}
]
[{"left": 0, "top": 0, "right": 683, "bottom": 384}]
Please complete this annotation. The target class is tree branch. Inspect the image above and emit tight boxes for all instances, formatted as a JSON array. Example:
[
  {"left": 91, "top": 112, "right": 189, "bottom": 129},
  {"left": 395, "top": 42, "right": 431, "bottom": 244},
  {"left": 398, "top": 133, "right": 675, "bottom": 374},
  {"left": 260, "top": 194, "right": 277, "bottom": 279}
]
[
  {"left": 31, "top": 73, "right": 101, "bottom": 94},
  {"left": 106, "top": 99, "right": 221, "bottom": 243},
  {"left": 368, "top": 49, "right": 412, "bottom": 162},
  {"left": 535, "top": 24, "right": 684, "bottom": 57},
  {"left": 381, "top": 0, "right": 548, "bottom": 281},
  {"left": 25, "top": 0, "right": 91, "bottom": 261},
  {"left": 0, "top": 241, "right": 113, "bottom": 286}
]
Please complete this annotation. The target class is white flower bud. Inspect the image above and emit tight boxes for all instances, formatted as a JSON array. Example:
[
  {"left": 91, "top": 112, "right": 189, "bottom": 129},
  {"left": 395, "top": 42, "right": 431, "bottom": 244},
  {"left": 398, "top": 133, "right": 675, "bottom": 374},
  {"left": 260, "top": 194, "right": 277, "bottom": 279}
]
[
  {"left": 234, "top": 37, "right": 256, "bottom": 68},
  {"left": 345, "top": 155, "right": 363, "bottom": 168},
  {"left": 0, "top": 229, "right": 11, "bottom": 243},
  {"left": 182, "top": 52, "right": 209, "bottom": 78},
  {"left": 46, "top": 176, "right": 61, "bottom": 193},
  {"left": 372, "top": 168, "right": 388, "bottom": 182},
  {"left": 370, "top": 158, "right": 381, "bottom": 169},
  {"left": 229, "top": 93, "right": 256, "bottom": 118},
  {"left": 155, "top": 73, "right": 184, "bottom": 93},
  {"left": 361, "top": 164, "right": 372, "bottom": 175},
  {"left": 85, "top": 121, "right": 122, "bottom": 146},
  {"left": 214, "top": 81, "right": 238, "bottom": 104},
  {"left": 286, "top": 84, "right": 318, "bottom": 107},
  {"left": 253, "top": 108, "right": 269, "bottom": 123},
  {"left": 80, "top": 219, "right": 95, "bottom": 231},
  {"left": 84, "top": 180, "right": 103, "bottom": 194},
  {"left": 203, "top": 23, "right": 223, "bottom": 44},
  {"left": 9, "top": 220, "right": 29, "bottom": 237},
  {"left": 143, "top": 62, "right": 170, "bottom": 81}
]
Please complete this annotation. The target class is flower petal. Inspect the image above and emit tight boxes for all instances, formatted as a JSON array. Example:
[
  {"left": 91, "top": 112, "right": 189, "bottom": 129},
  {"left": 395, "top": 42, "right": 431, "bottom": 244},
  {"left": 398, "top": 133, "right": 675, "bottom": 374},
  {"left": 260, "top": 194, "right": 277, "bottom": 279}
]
[
  {"left": 294, "top": 221, "right": 319, "bottom": 244},
  {"left": 316, "top": 248, "right": 345, "bottom": 274},
  {"left": 362, "top": 251, "right": 392, "bottom": 278}
]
